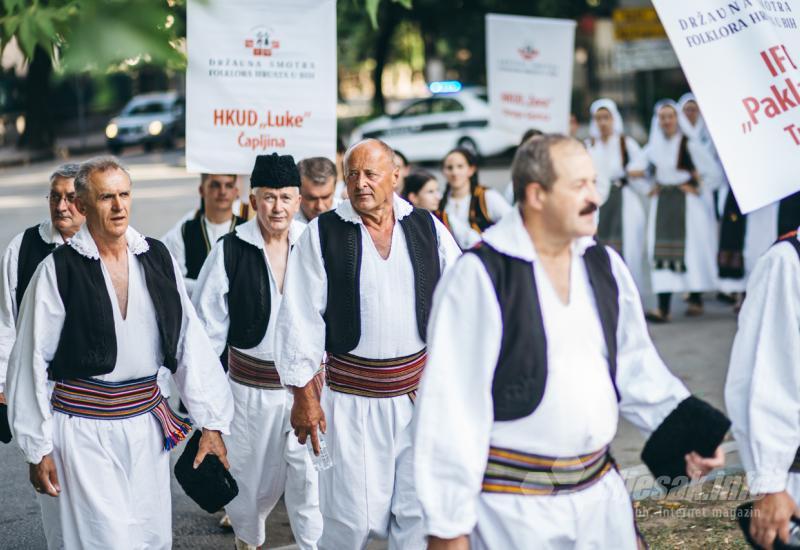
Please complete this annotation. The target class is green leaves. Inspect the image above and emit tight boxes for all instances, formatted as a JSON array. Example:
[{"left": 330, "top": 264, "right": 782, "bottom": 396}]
[
  {"left": 1, "top": 2, "right": 76, "bottom": 60},
  {"left": 366, "top": 0, "right": 412, "bottom": 29}
]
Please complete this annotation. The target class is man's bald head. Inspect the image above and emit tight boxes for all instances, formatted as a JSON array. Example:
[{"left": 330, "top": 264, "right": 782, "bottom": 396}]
[{"left": 343, "top": 139, "right": 398, "bottom": 217}]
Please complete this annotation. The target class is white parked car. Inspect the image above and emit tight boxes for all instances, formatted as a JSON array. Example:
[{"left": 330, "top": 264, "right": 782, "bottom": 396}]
[
  {"left": 105, "top": 91, "right": 185, "bottom": 154},
  {"left": 350, "top": 90, "right": 517, "bottom": 161}
]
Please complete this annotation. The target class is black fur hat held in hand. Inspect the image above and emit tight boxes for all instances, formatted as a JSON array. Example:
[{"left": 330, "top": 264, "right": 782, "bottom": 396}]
[
  {"left": 250, "top": 153, "right": 300, "bottom": 189},
  {"left": 174, "top": 430, "right": 239, "bottom": 513},
  {"left": 641, "top": 395, "right": 731, "bottom": 491}
]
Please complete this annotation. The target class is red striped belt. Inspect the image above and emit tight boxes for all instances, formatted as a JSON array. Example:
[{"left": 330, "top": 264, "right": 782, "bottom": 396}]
[
  {"left": 51, "top": 375, "right": 191, "bottom": 451},
  {"left": 326, "top": 349, "right": 426, "bottom": 400},
  {"left": 228, "top": 348, "right": 283, "bottom": 390}
]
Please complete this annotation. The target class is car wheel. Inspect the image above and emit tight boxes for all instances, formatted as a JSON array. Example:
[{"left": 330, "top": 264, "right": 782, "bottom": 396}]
[
  {"left": 457, "top": 137, "right": 480, "bottom": 159},
  {"left": 143, "top": 142, "right": 154, "bottom": 153},
  {"left": 109, "top": 144, "right": 123, "bottom": 155}
]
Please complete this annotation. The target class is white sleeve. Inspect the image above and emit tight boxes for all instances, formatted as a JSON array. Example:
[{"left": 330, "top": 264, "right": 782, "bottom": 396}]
[
  {"left": 447, "top": 216, "right": 482, "bottom": 250},
  {"left": 431, "top": 214, "right": 462, "bottom": 273},
  {"left": 725, "top": 244, "right": 800, "bottom": 494},
  {"left": 610, "top": 248, "right": 691, "bottom": 434},
  {"left": 169, "top": 256, "right": 234, "bottom": 434},
  {"left": 162, "top": 220, "right": 194, "bottom": 297},
  {"left": 623, "top": 138, "right": 651, "bottom": 197},
  {"left": 7, "top": 258, "right": 64, "bottom": 464},
  {"left": 190, "top": 240, "right": 229, "bottom": 357},
  {"left": 415, "top": 254, "right": 500, "bottom": 538},
  {"left": 689, "top": 139, "right": 724, "bottom": 192},
  {"left": 485, "top": 189, "right": 512, "bottom": 223},
  {"left": 0, "top": 234, "right": 22, "bottom": 393},
  {"left": 274, "top": 221, "right": 328, "bottom": 388}
]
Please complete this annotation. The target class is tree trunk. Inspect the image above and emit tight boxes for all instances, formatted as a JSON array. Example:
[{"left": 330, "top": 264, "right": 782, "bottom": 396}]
[
  {"left": 372, "top": 3, "right": 401, "bottom": 116},
  {"left": 19, "top": 46, "right": 55, "bottom": 151}
]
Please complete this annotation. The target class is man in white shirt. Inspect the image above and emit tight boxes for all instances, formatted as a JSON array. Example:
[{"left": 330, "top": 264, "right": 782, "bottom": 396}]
[
  {"left": 6, "top": 156, "right": 234, "bottom": 549},
  {"left": 416, "top": 135, "right": 727, "bottom": 550},
  {"left": 275, "top": 139, "right": 461, "bottom": 549}
]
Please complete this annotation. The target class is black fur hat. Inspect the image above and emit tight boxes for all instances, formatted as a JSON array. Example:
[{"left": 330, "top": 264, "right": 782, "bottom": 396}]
[
  {"left": 174, "top": 430, "right": 239, "bottom": 513},
  {"left": 250, "top": 153, "right": 300, "bottom": 189}
]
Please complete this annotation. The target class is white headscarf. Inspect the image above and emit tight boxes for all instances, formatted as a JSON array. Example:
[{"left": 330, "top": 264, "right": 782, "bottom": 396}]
[
  {"left": 647, "top": 99, "right": 682, "bottom": 151},
  {"left": 589, "top": 98, "right": 624, "bottom": 139},
  {"left": 677, "top": 92, "right": 711, "bottom": 143}
]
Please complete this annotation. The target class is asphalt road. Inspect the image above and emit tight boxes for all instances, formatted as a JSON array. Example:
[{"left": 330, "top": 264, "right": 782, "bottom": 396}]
[{"left": 0, "top": 148, "right": 740, "bottom": 549}]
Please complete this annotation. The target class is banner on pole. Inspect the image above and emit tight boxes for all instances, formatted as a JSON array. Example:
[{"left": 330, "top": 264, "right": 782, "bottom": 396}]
[
  {"left": 186, "top": 0, "right": 337, "bottom": 174},
  {"left": 485, "top": 14, "right": 576, "bottom": 137},
  {"left": 652, "top": 0, "right": 800, "bottom": 213}
]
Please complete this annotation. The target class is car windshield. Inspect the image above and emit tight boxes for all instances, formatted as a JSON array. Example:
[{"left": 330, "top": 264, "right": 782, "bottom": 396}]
[{"left": 123, "top": 101, "right": 170, "bottom": 115}]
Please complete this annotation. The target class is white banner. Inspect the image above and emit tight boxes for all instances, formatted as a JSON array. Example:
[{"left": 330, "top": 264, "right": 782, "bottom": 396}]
[
  {"left": 652, "top": 0, "right": 800, "bottom": 213},
  {"left": 486, "top": 14, "right": 576, "bottom": 137},
  {"left": 186, "top": 0, "right": 337, "bottom": 174}
]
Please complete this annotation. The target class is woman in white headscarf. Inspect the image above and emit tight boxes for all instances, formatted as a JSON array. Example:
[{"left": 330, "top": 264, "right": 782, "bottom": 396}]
[
  {"left": 629, "top": 99, "right": 723, "bottom": 322},
  {"left": 585, "top": 98, "right": 649, "bottom": 292},
  {"left": 679, "top": 93, "right": 780, "bottom": 308}
]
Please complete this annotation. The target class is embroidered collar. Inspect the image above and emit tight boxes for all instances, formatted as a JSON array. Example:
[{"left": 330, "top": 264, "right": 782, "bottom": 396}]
[
  {"left": 481, "top": 207, "right": 595, "bottom": 263},
  {"left": 334, "top": 193, "right": 413, "bottom": 225},
  {"left": 234, "top": 217, "right": 306, "bottom": 250},
  {"left": 38, "top": 220, "right": 66, "bottom": 246},
  {"left": 67, "top": 225, "right": 150, "bottom": 260}
]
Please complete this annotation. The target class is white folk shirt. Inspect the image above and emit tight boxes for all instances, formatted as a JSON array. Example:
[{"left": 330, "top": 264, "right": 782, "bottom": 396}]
[
  {"left": 6, "top": 225, "right": 234, "bottom": 464},
  {"left": 414, "top": 208, "right": 690, "bottom": 538},
  {"left": 162, "top": 214, "right": 238, "bottom": 298},
  {"left": 192, "top": 218, "right": 306, "bottom": 360},
  {"left": 444, "top": 188, "right": 510, "bottom": 249},
  {"left": 0, "top": 221, "right": 65, "bottom": 394},
  {"left": 275, "top": 194, "right": 462, "bottom": 388},
  {"left": 726, "top": 233, "right": 800, "bottom": 497}
]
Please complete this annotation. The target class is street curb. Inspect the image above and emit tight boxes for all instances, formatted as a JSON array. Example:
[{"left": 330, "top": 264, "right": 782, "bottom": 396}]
[{"left": 0, "top": 142, "right": 107, "bottom": 169}]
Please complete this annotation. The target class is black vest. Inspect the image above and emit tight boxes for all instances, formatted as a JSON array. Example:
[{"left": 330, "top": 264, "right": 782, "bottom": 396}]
[
  {"left": 181, "top": 213, "right": 246, "bottom": 280},
  {"left": 16, "top": 224, "right": 57, "bottom": 308},
  {"left": 49, "top": 238, "right": 183, "bottom": 379},
  {"left": 222, "top": 231, "right": 271, "bottom": 349},
  {"left": 318, "top": 208, "right": 441, "bottom": 353},
  {"left": 468, "top": 241, "right": 620, "bottom": 422}
]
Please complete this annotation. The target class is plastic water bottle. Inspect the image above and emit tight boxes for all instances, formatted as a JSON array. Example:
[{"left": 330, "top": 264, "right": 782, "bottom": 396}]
[{"left": 306, "top": 429, "right": 333, "bottom": 471}]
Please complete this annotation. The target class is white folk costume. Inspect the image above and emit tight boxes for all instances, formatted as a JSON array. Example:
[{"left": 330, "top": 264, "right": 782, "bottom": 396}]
[
  {"left": 586, "top": 99, "right": 649, "bottom": 293},
  {"left": 726, "top": 230, "right": 800, "bottom": 502},
  {"left": 0, "top": 221, "right": 65, "bottom": 550},
  {"left": 632, "top": 100, "right": 723, "bottom": 296},
  {"left": 162, "top": 211, "right": 246, "bottom": 299},
  {"left": 6, "top": 225, "right": 234, "bottom": 550},
  {"left": 192, "top": 218, "right": 321, "bottom": 549},
  {"left": 415, "top": 208, "right": 728, "bottom": 549},
  {"left": 437, "top": 186, "right": 510, "bottom": 249},
  {"left": 275, "top": 194, "right": 461, "bottom": 549}
]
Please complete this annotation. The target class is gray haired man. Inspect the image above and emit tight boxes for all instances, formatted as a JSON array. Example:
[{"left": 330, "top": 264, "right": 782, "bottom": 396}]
[
  {"left": 296, "top": 156, "right": 338, "bottom": 223},
  {"left": 0, "top": 162, "right": 84, "bottom": 548}
]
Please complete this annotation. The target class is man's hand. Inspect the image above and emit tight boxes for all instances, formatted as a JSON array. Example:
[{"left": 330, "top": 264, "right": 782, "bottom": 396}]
[
  {"left": 751, "top": 491, "right": 798, "bottom": 550},
  {"left": 29, "top": 454, "right": 60, "bottom": 497},
  {"left": 428, "top": 535, "right": 469, "bottom": 550},
  {"left": 194, "top": 428, "right": 230, "bottom": 470},
  {"left": 0, "top": 392, "right": 6, "bottom": 405},
  {"left": 648, "top": 185, "right": 660, "bottom": 197},
  {"left": 290, "top": 381, "right": 326, "bottom": 455},
  {"left": 684, "top": 446, "right": 725, "bottom": 480}
]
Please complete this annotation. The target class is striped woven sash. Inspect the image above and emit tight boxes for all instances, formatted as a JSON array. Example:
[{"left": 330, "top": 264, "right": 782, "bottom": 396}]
[
  {"left": 482, "top": 445, "right": 613, "bottom": 496},
  {"left": 326, "top": 349, "right": 426, "bottom": 400},
  {"left": 51, "top": 375, "right": 191, "bottom": 451},
  {"left": 228, "top": 347, "right": 283, "bottom": 390}
]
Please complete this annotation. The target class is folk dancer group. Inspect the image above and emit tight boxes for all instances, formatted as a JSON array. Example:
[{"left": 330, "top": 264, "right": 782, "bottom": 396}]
[{"left": 0, "top": 114, "right": 798, "bottom": 549}]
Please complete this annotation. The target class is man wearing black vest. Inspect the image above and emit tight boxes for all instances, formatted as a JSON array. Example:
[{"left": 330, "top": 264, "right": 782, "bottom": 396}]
[
  {"left": 6, "top": 155, "right": 234, "bottom": 549},
  {"left": 275, "top": 139, "right": 461, "bottom": 549},
  {"left": 193, "top": 153, "right": 321, "bottom": 550},
  {"left": 0, "top": 162, "right": 83, "bottom": 549},
  {"left": 415, "top": 135, "right": 727, "bottom": 550},
  {"left": 726, "top": 226, "right": 800, "bottom": 550},
  {"left": 163, "top": 172, "right": 245, "bottom": 299}
]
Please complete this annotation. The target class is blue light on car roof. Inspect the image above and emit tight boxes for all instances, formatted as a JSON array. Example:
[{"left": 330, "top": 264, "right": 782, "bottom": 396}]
[{"left": 429, "top": 81, "right": 462, "bottom": 94}]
